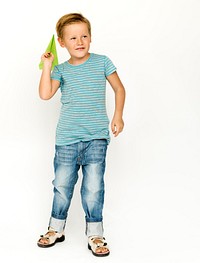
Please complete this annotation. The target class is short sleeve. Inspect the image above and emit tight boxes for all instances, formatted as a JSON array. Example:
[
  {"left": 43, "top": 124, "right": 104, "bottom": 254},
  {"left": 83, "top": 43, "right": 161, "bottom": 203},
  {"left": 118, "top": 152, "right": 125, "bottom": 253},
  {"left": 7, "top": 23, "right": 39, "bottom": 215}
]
[
  {"left": 51, "top": 65, "right": 62, "bottom": 82},
  {"left": 104, "top": 56, "right": 117, "bottom": 77}
]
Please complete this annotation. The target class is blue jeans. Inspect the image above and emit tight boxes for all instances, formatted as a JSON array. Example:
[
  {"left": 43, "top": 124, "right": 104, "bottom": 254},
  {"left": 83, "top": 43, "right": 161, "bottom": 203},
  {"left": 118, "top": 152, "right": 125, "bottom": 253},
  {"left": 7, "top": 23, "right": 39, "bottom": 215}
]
[{"left": 49, "top": 139, "right": 108, "bottom": 237}]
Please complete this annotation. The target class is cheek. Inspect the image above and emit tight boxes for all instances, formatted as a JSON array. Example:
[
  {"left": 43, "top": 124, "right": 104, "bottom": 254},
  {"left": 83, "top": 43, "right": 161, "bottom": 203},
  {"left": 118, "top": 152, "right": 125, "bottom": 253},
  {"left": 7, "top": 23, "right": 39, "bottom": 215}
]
[
  {"left": 86, "top": 39, "right": 91, "bottom": 45},
  {"left": 66, "top": 43, "right": 74, "bottom": 50}
]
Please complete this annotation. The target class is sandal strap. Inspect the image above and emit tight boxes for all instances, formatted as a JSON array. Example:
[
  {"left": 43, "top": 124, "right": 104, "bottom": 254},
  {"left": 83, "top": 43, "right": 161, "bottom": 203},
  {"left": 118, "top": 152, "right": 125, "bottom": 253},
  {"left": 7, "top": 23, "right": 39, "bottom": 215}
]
[
  {"left": 88, "top": 236, "right": 108, "bottom": 248},
  {"left": 38, "top": 230, "right": 64, "bottom": 245},
  {"left": 88, "top": 236, "right": 110, "bottom": 256}
]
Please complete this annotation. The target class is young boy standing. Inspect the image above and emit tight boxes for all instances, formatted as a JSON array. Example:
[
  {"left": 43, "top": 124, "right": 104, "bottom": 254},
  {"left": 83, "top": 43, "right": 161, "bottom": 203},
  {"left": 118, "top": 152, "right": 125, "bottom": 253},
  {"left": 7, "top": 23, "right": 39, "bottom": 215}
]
[{"left": 37, "top": 13, "right": 125, "bottom": 257}]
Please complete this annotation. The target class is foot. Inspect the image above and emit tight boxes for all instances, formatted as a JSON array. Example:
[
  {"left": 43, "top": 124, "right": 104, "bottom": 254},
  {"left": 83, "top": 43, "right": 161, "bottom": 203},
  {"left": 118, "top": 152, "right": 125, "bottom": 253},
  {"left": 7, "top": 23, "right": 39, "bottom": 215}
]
[
  {"left": 88, "top": 236, "right": 110, "bottom": 257},
  {"left": 37, "top": 228, "right": 65, "bottom": 248}
]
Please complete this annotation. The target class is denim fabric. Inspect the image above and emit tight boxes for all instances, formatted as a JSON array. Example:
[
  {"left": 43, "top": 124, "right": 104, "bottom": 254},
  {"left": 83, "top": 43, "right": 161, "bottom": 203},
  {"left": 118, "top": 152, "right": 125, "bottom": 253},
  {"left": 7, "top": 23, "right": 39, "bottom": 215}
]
[{"left": 49, "top": 139, "right": 108, "bottom": 236}]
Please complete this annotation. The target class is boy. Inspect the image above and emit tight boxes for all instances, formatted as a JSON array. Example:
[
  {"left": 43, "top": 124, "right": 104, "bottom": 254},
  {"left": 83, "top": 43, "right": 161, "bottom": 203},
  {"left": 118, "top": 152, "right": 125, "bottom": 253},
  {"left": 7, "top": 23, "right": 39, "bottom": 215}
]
[{"left": 37, "top": 13, "right": 125, "bottom": 257}]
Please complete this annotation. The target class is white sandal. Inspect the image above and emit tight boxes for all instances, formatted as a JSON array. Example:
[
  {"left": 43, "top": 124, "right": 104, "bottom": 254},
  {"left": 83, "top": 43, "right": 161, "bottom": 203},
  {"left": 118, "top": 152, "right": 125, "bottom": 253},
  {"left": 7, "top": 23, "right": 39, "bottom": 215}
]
[
  {"left": 88, "top": 236, "right": 110, "bottom": 257},
  {"left": 37, "top": 228, "right": 65, "bottom": 248}
]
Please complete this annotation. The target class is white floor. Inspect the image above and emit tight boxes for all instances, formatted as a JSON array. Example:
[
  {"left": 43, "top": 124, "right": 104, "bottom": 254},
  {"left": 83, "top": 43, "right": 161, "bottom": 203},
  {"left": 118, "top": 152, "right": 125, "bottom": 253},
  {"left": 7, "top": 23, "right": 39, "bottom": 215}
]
[{"left": 1, "top": 171, "right": 200, "bottom": 263}]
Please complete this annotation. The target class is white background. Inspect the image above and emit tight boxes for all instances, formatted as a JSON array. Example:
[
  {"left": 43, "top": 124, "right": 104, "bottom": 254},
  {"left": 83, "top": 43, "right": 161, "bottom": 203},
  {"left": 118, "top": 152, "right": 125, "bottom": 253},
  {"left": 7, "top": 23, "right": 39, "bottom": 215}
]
[{"left": 0, "top": 0, "right": 200, "bottom": 262}]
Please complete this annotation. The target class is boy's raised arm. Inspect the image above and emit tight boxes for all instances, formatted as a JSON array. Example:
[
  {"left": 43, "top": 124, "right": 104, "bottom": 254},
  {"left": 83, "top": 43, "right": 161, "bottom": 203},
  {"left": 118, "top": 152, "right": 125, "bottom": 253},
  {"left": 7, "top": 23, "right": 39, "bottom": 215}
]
[{"left": 39, "top": 52, "right": 60, "bottom": 100}]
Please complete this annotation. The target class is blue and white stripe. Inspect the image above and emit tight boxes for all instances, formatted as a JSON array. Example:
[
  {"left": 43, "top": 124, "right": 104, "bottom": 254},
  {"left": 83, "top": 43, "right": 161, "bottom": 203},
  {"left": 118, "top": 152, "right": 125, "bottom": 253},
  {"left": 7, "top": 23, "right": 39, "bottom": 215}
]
[{"left": 51, "top": 53, "right": 116, "bottom": 145}]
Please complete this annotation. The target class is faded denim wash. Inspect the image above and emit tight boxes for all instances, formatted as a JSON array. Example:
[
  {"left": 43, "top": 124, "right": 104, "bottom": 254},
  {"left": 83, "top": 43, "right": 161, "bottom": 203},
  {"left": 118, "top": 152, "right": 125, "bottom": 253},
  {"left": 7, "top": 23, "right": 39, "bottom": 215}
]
[{"left": 49, "top": 139, "right": 108, "bottom": 237}]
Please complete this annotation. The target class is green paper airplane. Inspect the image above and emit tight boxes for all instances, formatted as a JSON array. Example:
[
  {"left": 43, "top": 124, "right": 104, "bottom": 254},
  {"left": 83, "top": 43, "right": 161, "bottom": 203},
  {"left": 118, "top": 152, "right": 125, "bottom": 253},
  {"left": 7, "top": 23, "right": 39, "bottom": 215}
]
[{"left": 39, "top": 34, "right": 58, "bottom": 70}]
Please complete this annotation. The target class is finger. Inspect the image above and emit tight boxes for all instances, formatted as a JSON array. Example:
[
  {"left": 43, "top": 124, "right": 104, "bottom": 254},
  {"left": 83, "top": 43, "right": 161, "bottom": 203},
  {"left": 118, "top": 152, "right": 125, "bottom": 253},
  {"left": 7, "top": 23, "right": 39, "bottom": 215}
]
[
  {"left": 111, "top": 123, "right": 116, "bottom": 133},
  {"left": 113, "top": 125, "right": 123, "bottom": 137},
  {"left": 112, "top": 125, "right": 118, "bottom": 137},
  {"left": 44, "top": 52, "right": 51, "bottom": 58},
  {"left": 114, "top": 128, "right": 119, "bottom": 137}
]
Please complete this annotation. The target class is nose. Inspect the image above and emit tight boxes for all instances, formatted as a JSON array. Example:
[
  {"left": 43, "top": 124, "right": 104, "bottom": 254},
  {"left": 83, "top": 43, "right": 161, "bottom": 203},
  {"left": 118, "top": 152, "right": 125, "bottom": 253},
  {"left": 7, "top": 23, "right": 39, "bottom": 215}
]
[{"left": 77, "top": 38, "right": 83, "bottom": 45}]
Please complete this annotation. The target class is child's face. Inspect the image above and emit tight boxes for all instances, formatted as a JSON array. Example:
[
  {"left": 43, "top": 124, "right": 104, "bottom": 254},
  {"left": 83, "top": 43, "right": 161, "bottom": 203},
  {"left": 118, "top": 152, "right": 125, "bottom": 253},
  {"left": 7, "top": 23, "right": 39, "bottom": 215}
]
[{"left": 58, "top": 22, "right": 91, "bottom": 62}]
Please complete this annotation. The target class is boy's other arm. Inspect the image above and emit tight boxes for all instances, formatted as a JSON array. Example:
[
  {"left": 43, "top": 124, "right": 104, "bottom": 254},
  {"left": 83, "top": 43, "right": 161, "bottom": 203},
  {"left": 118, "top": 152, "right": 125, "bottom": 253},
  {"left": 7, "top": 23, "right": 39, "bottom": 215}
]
[
  {"left": 39, "top": 52, "right": 60, "bottom": 100},
  {"left": 107, "top": 72, "right": 126, "bottom": 137}
]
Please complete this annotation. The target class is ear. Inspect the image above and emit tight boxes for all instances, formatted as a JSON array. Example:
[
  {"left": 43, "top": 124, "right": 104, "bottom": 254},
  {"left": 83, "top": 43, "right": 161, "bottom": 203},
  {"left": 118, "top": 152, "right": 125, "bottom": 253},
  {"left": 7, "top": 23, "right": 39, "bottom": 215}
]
[{"left": 58, "top": 37, "right": 65, "bottom": 48}]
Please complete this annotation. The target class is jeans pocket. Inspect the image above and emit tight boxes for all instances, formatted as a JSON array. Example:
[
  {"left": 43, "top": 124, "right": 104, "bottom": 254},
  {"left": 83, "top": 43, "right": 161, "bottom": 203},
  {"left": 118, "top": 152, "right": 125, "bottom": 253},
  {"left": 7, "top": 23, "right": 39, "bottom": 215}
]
[
  {"left": 86, "top": 139, "right": 108, "bottom": 164},
  {"left": 54, "top": 145, "right": 77, "bottom": 165}
]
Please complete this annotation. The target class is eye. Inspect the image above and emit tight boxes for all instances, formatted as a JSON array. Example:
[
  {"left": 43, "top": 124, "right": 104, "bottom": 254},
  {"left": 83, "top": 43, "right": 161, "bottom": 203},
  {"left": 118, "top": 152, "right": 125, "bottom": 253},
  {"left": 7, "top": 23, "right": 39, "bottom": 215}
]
[
  {"left": 83, "top": 35, "right": 88, "bottom": 38},
  {"left": 70, "top": 37, "right": 76, "bottom": 40}
]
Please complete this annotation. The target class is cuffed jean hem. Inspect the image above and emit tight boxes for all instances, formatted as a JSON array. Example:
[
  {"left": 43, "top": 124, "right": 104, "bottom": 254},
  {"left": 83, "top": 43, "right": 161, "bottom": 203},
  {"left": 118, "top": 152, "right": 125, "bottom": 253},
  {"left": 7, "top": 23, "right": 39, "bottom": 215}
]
[
  {"left": 49, "top": 217, "right": 103, "bottom": 236},
  {"left": 49, "top": 217, "right": 66, "bottom": 233},
  {"left": 86, "top": 222, "right": 104, "bottom": 237}
]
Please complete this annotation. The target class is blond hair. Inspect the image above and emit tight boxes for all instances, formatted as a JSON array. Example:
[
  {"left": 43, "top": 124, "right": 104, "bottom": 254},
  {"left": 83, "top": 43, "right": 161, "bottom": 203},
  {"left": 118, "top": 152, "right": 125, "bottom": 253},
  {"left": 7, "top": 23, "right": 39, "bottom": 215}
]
[{"left": 56, "top": 13, "right": 91, "bottom": 39}]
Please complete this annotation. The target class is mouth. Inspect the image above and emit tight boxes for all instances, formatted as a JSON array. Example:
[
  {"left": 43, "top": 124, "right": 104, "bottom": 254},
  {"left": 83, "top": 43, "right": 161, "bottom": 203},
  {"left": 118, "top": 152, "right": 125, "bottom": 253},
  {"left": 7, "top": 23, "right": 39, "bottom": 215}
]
[{"left": 75, "top": 47, "right": 85, "bottom": 50}]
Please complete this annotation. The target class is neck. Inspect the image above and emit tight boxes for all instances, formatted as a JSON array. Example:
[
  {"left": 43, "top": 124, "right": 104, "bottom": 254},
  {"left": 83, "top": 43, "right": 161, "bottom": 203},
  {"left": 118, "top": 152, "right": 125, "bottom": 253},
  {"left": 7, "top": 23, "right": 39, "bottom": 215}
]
[{"left": 68, "top": 53, "right": 90, "bottom": 65}]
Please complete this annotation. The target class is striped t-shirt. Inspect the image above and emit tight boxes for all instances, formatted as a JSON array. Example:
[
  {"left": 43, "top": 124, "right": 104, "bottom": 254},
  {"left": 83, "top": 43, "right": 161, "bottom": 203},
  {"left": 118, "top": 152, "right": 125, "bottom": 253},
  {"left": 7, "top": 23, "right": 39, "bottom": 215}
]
[{"left": 51, "top": 53, "right": 116, "bottom": 146}]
